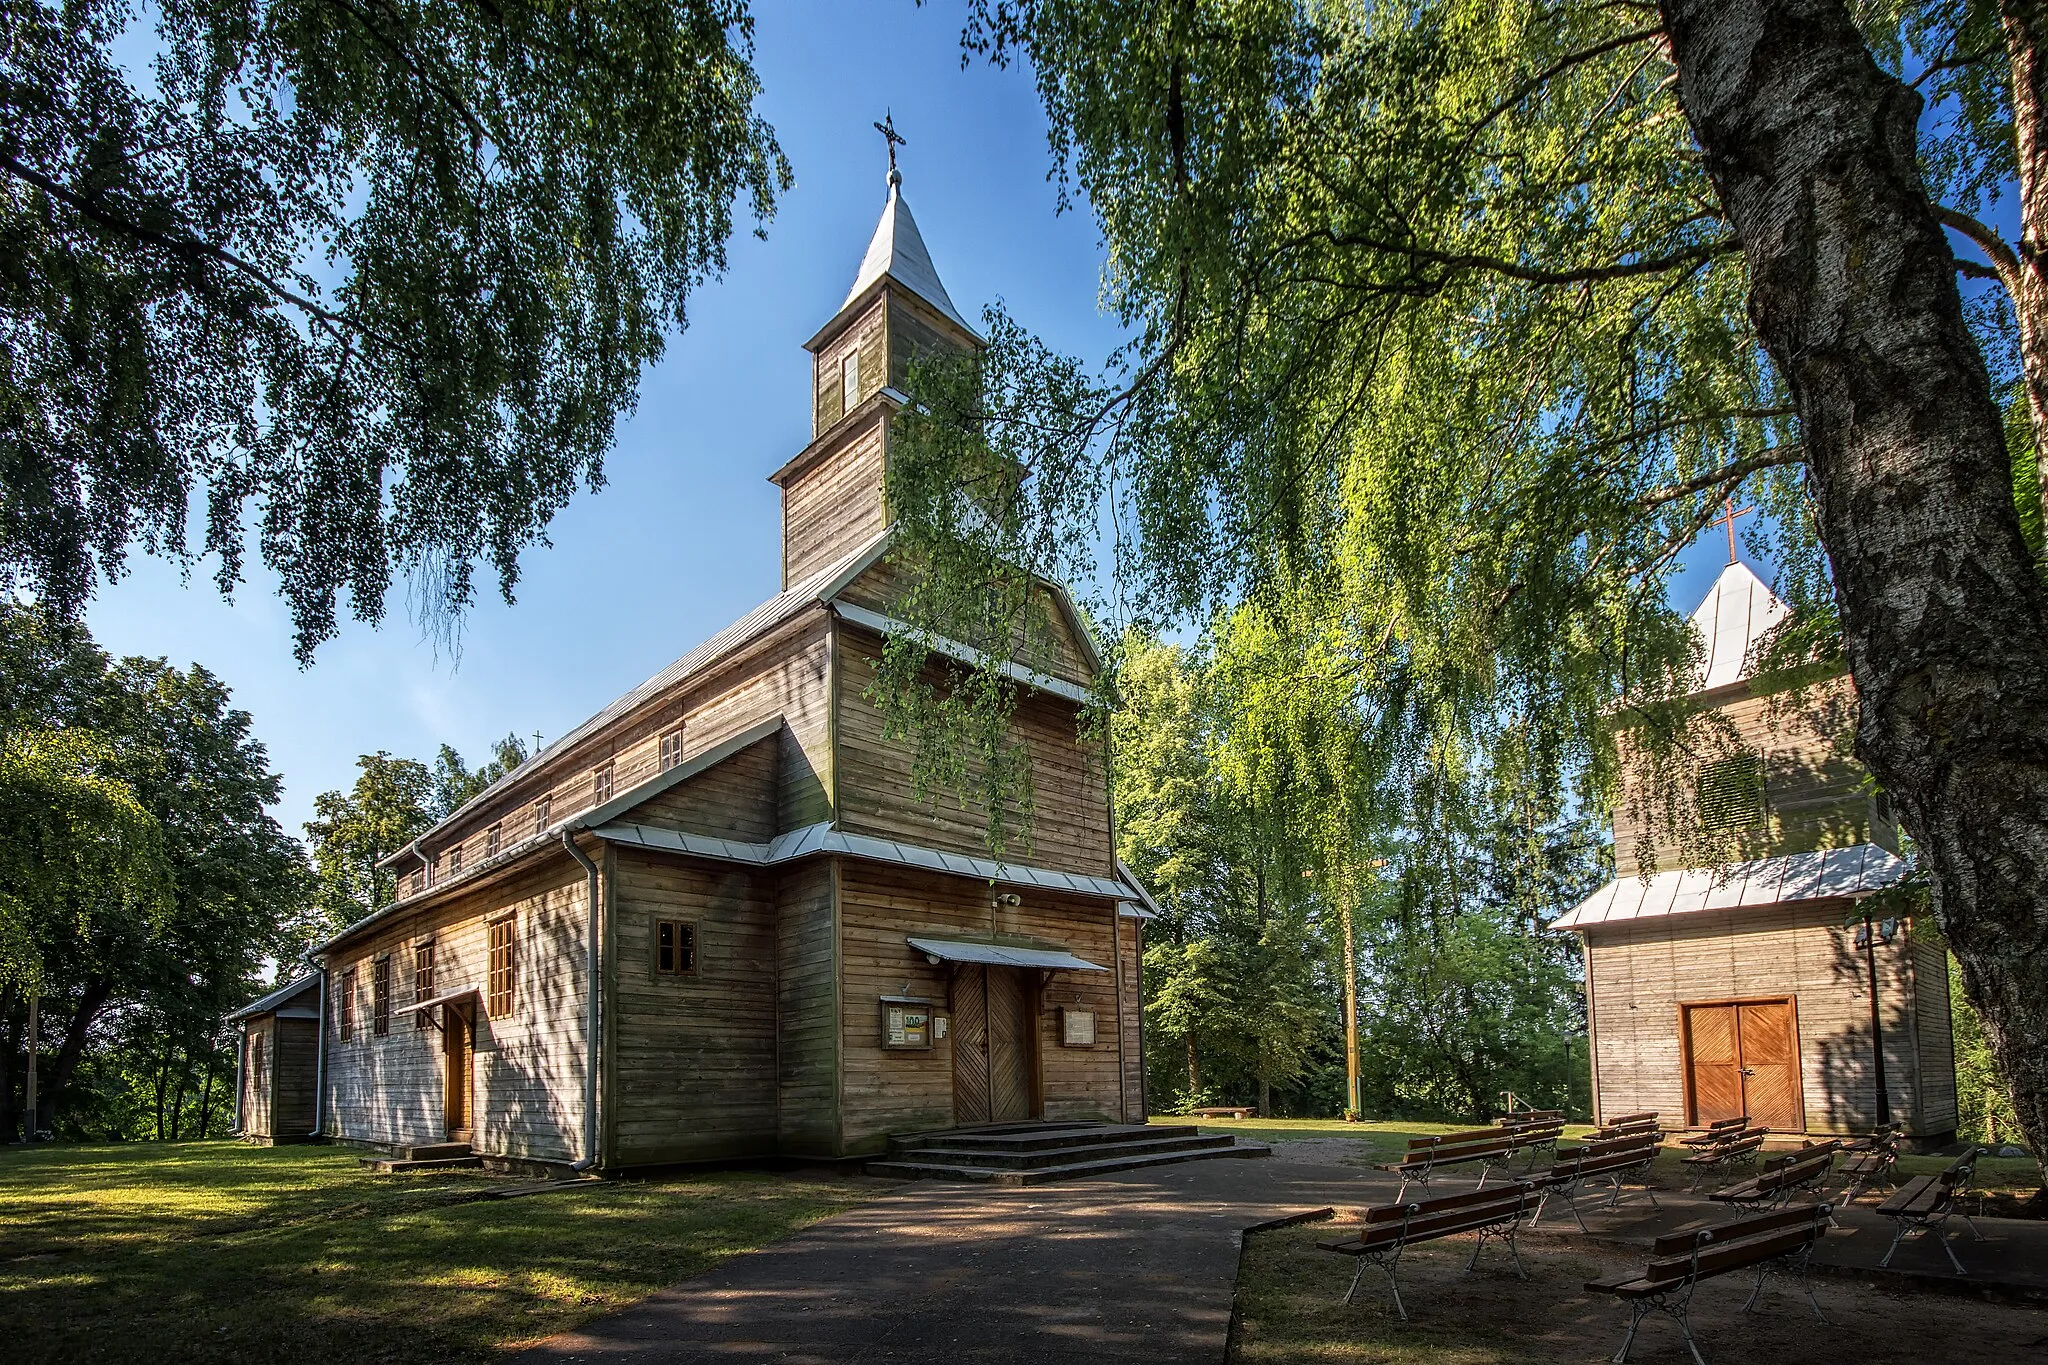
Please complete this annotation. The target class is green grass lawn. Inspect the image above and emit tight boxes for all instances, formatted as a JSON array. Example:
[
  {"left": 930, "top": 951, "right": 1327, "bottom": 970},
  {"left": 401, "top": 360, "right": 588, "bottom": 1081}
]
[{"left": 0, "top": 1141, "right": 873, "bottom": 1365}]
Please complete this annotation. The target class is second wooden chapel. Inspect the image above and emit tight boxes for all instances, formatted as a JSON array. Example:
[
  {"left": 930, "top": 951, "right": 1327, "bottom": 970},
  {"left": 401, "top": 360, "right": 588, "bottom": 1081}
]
[
  {"left": 288, "top": 166, "right": 1153, "bottom": 1169},
  {"left": 1555, "top": 558, "right": 1958, "bottom": 1144}
]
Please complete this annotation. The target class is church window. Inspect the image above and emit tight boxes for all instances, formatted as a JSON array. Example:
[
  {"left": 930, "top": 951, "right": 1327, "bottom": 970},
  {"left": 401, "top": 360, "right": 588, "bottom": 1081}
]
[
  {"left": 660, "top": 728, "right": 684, "bottom": 772},
  {"left": 413, "top": 941, "right": 435, "bottom": 1030},
  {"left": 488, "top": 917, "right": 517, "bottom": 1018},
  {"left": 1697, "top": 753, "right": 1766, "bottom": 833},
  {"left": 486, "top": 823, "right": 501, "bottom": 857},
  {"left": 410, "top": 867, "right": 424, "bottom": 896},
  {"left": 841, "top": 350, "right": 860, "bottom": 410},
  {"left": 339, "top": 968, "right": 357, "bottom": 1041},
  {"left": 448, "top": 844, "right": 463, "bottom": 875},
  {"left": 371, "top": 955, "right": 392, "bottom": 1036},
  {"left": 593, "top": 761, "right": 614, "bottom": 805},
  {"left": 250, "top": 1032, "right": 264, "bottom": 1082},
  {"left": 534, "top": 795, "right": 551, "bottom": 836},
  {"left": 655, "top": 919, "right": 697, "bottom": 976}
]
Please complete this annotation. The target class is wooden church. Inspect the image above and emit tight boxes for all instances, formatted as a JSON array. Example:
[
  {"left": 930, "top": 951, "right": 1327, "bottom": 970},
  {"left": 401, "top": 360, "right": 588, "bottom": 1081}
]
[
  {"left": 1554, "top": 553, "right": 1958, "bottom": 1143},
  {"left": 279, "top": 166, "right": 1155, "bottom": 1169}
]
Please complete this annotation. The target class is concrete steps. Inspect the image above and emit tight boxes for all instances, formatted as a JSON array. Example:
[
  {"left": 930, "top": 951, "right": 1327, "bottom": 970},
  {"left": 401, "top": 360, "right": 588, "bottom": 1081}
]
[{"left": 869, "top": 1122, "right": 1269, "bottom": 1186}]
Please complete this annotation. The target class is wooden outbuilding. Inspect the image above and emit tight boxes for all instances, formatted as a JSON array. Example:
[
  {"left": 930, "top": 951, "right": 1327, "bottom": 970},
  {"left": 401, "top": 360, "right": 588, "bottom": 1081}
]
[
  {"left": 306, "top": 167, "right": 1153, "bottom": 1171},
  {"left": 230, "top": 974, "right": 322, "bottom": 1143},
  {"left": 1554, "top": 561, "right": 1957, "bottom": 1143}
]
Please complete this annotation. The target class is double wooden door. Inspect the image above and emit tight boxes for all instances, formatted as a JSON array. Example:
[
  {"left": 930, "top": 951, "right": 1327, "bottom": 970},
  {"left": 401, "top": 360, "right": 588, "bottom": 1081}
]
[
  {"left": 952, "top": 965, "right": 1037, "bottom": 1125},
  {"left": 1682, "top": 998, "right": 1803, "bottom": 1131}
]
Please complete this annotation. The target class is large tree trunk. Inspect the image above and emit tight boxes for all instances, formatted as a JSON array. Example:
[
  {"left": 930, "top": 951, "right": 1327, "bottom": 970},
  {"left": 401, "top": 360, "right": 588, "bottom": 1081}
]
[
  {"left": 0, "top": 985, "right": 18, "bottom": 1144},
  {"left": 1660, "top": 0, "right": 2048, "bottom": 1170},
  {"left": 38, "top": 978, "right": 111, "bottom": 1134},
  {"left": 2005, "top": 2, "right": 2048, "bottom": 518}
]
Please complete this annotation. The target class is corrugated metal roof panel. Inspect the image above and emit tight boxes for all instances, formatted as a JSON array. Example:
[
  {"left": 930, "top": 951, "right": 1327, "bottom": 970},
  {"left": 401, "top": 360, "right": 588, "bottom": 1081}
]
[
  {"left": 1552, "top": 844, "right": 1909, "bottom": 931},
  {"left": 906, "top": 937, "right": 1107, "bottom": 972}
]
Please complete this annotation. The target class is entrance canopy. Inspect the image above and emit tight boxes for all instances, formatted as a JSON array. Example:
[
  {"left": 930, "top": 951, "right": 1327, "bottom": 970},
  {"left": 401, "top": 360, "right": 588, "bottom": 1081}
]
[
  {"left": 906, "top": 937, "right": 1107, "bottom": 972},
  {"left": 405, "top": 986, "right": 480, "bottom": 1016}
]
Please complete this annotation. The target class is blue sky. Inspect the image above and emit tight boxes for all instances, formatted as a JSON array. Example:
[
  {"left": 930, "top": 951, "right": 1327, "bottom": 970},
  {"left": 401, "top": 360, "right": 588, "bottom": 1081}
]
[{"left": 83, "top": 0, "right": 1752, "bottom": 840}]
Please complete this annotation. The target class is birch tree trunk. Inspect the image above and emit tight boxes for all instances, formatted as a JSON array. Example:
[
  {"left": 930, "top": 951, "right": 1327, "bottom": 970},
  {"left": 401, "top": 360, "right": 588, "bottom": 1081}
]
[
  {"left": 2004, "top": 2, "right": 2048, "bottom": 517},
  {"left": 1659, "top": 0, "right": 2048, "bottom": 1167}
]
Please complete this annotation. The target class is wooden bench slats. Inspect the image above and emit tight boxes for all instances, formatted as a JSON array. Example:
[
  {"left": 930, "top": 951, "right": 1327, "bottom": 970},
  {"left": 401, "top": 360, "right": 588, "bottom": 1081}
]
[
  {"left": 1636, "top": 1225, "right": 1819, "bottom": 1289},
  {"left": 1877, "top": 1174, "right": 1943, "bottom": 1217}
]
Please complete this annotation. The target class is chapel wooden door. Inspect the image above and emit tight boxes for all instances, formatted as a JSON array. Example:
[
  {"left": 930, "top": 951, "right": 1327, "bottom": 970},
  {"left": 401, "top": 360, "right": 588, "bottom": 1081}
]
[
  {"left": 444, "top": 1003, "right": 473, "bottom": 1140},
  {"left": 952, "top": 965, "right": 1037, "bottom": 1125},
  {"left": 1682, "top": 999, "right": 1803, "bottom": 1131}
]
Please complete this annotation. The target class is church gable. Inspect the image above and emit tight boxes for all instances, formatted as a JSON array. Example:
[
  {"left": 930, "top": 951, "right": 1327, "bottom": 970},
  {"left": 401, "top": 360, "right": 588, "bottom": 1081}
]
[
  {"left": 834, "top": 553, "right": 1099, "bottom": 690},
  {"left": 607, "top": 730, "right": 781, "bottom": 843}
]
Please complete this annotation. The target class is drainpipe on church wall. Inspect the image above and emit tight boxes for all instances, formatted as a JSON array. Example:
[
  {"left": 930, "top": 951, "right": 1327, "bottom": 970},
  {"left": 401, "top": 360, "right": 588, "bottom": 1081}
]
[
  {"left": 1862, "top": 910, "right": 1892, "bottom": 1126},
  {"left": 562, "top": 833, "right": 601, "bottom": 1171},
  {"left": 308, "top": 961, "right": 327, "bottom": 1139}
]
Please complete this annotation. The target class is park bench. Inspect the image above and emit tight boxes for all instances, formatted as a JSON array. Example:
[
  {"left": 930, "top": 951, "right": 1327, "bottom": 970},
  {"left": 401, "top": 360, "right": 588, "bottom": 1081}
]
[
  {"left": 1594, "top": 1117, "right": 1665, "bottom": 1142},
  {"left": 1708, "top": 1141, "right": 1839, "bottom": 1212},
  {"left": 1377, "top": 1126, "right": 1531, "bottom": 1195},
  {"left": 1834, "top": 1126, "right": 1903, "bottom": 1202},
  {"left": 1317, "top": 1181, "right": 1539, "bottom": 1319},
  {"left": 1529, "top": 1133, "right": 1662, "bottom": 1231},
  {"left": 1587, "top": 1202, "right": 1833, "bottom": 1365},
  {"left": 1188, "top": 1105, "right": 1258, "bottom": 1120},
  {"left": 1497, "top": 1109, "right": 1564, "bottom": 1126},
  {"left": 1604, "top": 1110, "right": 1660, "bottom": 1131},
  {"left": 1678, "top": 1115, "right": 1749, "bottom": 1150},
  {"left": 1682, "top": 1127, "right": 1769, "bottom": 1192},
  {"left": 1877, "top": 1147, "right": 1986, "bottom": 1275}
]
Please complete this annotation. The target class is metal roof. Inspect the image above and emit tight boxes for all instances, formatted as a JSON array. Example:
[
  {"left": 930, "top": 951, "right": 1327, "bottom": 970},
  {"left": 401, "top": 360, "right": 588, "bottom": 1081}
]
[
  {"left": 228, "top": 973, "right": 320, "bottom": 1021},
  {"left": 593, "top": 819, "right": 1145, "bottom": 902},
  {"left": 1689, "top": 561, "right": 1788, "bottom": 694},
  {"left": 905, "top": 937, "right": 1107, "bottom": 972},
  {"left": 838, "top": 176, "right": 979, "bottom": 339},
  {"left": 1550, "top": 843, "right": 1910, "bottom": 932}
]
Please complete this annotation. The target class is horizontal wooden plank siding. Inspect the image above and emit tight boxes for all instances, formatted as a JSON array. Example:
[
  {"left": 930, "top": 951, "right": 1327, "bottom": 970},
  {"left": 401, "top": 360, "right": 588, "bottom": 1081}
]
[
  {"left": 1120, "top": 916, "right": 1145, "bottom": 1122},
  {"left": 240, "top": 1018, "right": 273, "bottom": 1137},
  {"left": 609, "top": 847, "right": 779, "bottom": 1164},
  {"left": 835, "top": 861, "right": 1125, "bottom": 1154},
  {"left": 1908, "top": 924, "right": 1958, "bottom": 1135},
  {"left": 813, "top": 296, "right": 886, "bottom": 436},
  {"left": 1583, "top": 900, "right": 1941, "bottom": 1136},
  {"left": 1612, "top": 676, "right": 1898, "bottom": 875},
  {"left": 782, "top": 418, "right": 886, "bottom": 585},
  {"left": 323, "top": 853, "right": 589, "bottom": 1162},
  {"left": 834, "top": 627, "right": 1113, "bottom": 874},
  {"left": 835, "top": 556, "right": 1095, "bottom": 689},
  {"left": 777, "top": 860, "right": 840, "bottom": 1155},
  {"left": 628, "top": 735, "right": 779, "bottom": 841},
  {"left": 272, "top": 1017, "right": 319, "bottom": 1137}
]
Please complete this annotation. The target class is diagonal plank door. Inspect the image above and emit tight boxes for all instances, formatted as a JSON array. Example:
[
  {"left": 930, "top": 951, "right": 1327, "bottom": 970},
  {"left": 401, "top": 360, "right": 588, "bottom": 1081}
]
[
  {"left": 1684, "top": 1003, "right": 1745, "bottom": 1125},
  {"left": 987, "top": 967, "right": 1035, "bottom": 1122},
  {"left": 952, "top": 966, "right": 992, "bottom": 1125},
  {"left": 1737, "top": 1000, "right": 1804, "bottom": 1131}
]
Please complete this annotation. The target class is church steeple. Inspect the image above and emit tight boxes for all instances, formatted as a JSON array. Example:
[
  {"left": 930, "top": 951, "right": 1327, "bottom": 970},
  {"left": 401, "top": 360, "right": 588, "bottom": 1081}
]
[{"left": 772, "top": 146, "right": 982, "bottom": 587}]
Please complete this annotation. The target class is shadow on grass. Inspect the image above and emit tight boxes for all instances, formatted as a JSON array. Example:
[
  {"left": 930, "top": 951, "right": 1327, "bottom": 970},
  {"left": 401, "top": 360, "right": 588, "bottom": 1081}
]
[{"left": 0, "top": 1143, "right": 869, "bottom": 1365}]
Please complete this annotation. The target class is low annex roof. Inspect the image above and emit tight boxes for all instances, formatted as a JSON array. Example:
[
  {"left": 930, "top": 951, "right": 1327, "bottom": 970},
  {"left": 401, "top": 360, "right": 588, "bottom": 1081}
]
[
  {"left": 1550, "top": 843, "right": 1910, "bottom": 932},
  {"left": 228, "top": 973, "right": 320, "bottom": 1021},
  {"left": 905, "top": 937, "right": 1107, "bottom": 972}
]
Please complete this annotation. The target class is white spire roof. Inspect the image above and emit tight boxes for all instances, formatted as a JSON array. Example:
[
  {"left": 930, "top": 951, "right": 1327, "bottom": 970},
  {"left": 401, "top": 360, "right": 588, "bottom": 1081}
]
[
  {"left": 841, "top": 171, "right": 978, "bottom": 338},
  {"left": 1688, "top": 560, "right": 1788, "bottom": 693}
]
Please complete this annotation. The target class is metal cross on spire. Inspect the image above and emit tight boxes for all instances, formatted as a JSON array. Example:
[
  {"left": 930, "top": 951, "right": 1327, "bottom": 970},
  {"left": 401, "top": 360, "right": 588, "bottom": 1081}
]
[
  {"left": 1706, "top": 495, "right": 1754, "bottom": 565},
  {"left": 873, "top": 110, "right": 906, "bottom": 184}
]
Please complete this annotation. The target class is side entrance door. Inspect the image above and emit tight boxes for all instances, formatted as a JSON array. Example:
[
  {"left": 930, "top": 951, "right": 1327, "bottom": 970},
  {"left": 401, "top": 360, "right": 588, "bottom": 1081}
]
[
  {"left": 444, "top": 1002, "right": 474, "bottom": 1142},
  {"left": 951, "top": 965, "right": 1038, "bottom": 1125},
  {"left": 1681, "top": 997, "right": 1803, "bottom": 1131}
]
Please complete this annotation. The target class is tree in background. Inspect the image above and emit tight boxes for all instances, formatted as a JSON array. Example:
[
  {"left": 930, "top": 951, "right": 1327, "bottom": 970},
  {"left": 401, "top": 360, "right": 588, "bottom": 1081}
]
[
  {"left": 3, "top": 0, "right": 789, "bottom": 659},
  {"left": 431, "top": 734, "right": 531, "bottom": 820},
  {"left": 0, "top": 606, "right": 306, "bottom": 1140},
  {"left": 303, "top": 753, "right": 435, "bottom": 940},
  {"left": 893, "top": 0, "right": 2048, "bottom": 1164}
]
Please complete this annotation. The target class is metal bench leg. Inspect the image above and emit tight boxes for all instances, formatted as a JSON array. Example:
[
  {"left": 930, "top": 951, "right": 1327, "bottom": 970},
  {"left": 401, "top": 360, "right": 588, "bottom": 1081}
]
[
  {"left": 1795, "top": 1250, "right": 1830, "bottom": 1324},
  {"left": 1960, "top": 1211, "right": 1985, "bottom": 1241},
  {"left": 1879, "top": 1219, "right": 1910, "bottom": 1268},
  {"left": 1740, "top": 1262, "right": 1769, "bottom": 1315},
  {"left": 1611, "top": 1301, "right": 1651, "bottom": 1364},
  {"left": 1343, "top": 1258, "right": 1369, "bottom": 1306},
  {"left": 1938, "top": 1227, "right": 1967, "bottom": 1276},
  {"left": 1673, "top": 1304, "right": 1709, "bottom": 1365}
]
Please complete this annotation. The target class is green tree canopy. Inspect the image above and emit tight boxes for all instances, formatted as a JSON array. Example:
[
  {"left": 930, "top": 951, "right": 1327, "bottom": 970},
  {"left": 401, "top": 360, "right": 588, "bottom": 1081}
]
[
  {"left": 3, "top": 0, "right": 789, "bottom": 657},
  {"left": 303, "top": 751, "right": 435, "bottom": 936}
]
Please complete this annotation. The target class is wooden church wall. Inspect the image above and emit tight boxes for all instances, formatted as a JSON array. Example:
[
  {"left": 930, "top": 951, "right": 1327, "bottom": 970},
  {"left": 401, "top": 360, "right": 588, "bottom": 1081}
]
[
  {"left": 833, "top": 625, "right": 1113, "bottom": 874},
  {"left": 1611, "top": 676, "right": 1894, "bottom": 875},
  {"left": 241, "top": 1017, "right": 273, "bottom": 1137},
  {"left": 1907, "top": 923, "right": 1959, "bottom": 1134},
  {"left": 270, "top": 1017, "right": 319, "bottom": 1138},
  {"left": 606, "top": 847, "right": 779, "bottom": 1164},
  {"left": 776, "top": 860, "right": 841, "bottom": 1156},
  {"left": 782, "top": 423, "right": 886, "bottom": 585},
  {"left": 833, "top": 862, "right": 1126, "bottom": 1153},
  {"left": 625, "top": 734, "right": 779, "bottom": 841},
  {"left": 1119, "top": 915, "right": 1146, "bottom": 1120},
  {"left": 1583, "top": 899, "right": 1934, "bottom": 1135},
  {"left": 413, "top": 614, "right": 833, "bottom": 884},
  {"left": 813, "top": 296, "right": 887, "bottom": 434},
  {"left": 836, "top": 556, "right": 1097, "bottom": 689},
  {"left": 323, "top": 853, "right": 589, "bottom": 1163}
]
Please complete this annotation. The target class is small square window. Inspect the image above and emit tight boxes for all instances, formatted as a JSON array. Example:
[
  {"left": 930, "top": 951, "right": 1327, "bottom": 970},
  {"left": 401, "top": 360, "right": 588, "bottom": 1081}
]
[
  {"left": 841, "top": 350, "right": 860, "bottom": 411},
  {"left": 1698, "top": 753, "right": 1766, "bottom": 833},
  {"left": 534, "top": 795, "right": 551, "bottom": 837},
  {"left": 486, "top": 823, "right": 501, "bottom": 857},
  {"left": 659, "top": 728, "right": 685, "bottom": 772},
  {"left": 410, "top": 867, "right": 424, "bottom": 895},
  {"left": 655, "top": 919, "right": 697, "bottom": 976},
  {"left": 593, "top": 762, "right": 614, "bottom": 805},
  {"left": 448, "top": 844, "right": 463, "bottom": 875}
]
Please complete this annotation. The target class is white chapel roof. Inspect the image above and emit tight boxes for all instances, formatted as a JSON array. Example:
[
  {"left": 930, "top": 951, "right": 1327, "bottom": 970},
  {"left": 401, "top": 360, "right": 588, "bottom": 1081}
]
[
  {"left": 1689, "top": 560, "right": 1788, "bottom": 693},
  {"left": 841, "top": 174, "right": 979, "bottom": 338},
  {"left": 1549, "top": 843, "right": 1910, "bottom": 932}
]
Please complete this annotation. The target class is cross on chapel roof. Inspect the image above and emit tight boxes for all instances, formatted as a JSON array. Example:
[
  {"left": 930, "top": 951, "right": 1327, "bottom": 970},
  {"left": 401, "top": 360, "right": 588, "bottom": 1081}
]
[{"left": 819, "top": 120, "right": 979, "bottom": 341}]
